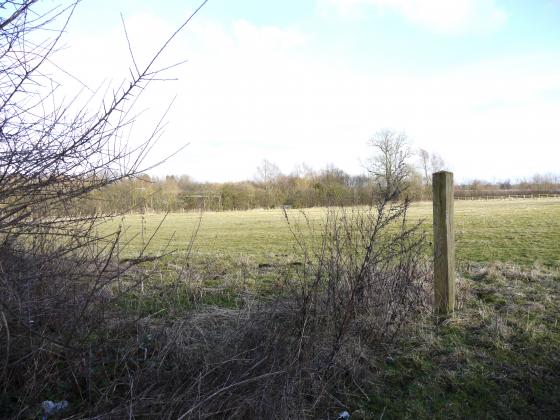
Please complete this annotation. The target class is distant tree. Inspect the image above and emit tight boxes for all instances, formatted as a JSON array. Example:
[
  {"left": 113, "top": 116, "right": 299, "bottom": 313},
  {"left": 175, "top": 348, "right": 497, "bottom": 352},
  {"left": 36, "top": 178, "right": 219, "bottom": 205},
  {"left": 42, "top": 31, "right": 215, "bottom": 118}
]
[
  {"left": 419, "top": 148, "right": 431, "bottom": 190},
  {"left": 321, "top": 164, "right": 350, "bottom": 186},
  {"left": 431, "top": 153, "right": 446, "bottom": 173},
  {"left": 418, "top": 148, "right": 446, "bottom": 190},
  {"left": 291, "top": 162, "right": 314, "bottom": 179},
  {"left": 255, "top": 159, "right": 281, "bottom": 185},
  {"left": 0, "top": 0, "right": 206, "bottom": 229},
  {"left": 255, "top": 159, "right": 281, "bottom": 208},
  {"left": 499, "top": 179, "right": 512, "bottom": 190},
  {"left": 366, "top": 130, "right": 412, "bottom": 200},
  {"left": 177, "top": 174, "right": 193, "bottom": 191}
]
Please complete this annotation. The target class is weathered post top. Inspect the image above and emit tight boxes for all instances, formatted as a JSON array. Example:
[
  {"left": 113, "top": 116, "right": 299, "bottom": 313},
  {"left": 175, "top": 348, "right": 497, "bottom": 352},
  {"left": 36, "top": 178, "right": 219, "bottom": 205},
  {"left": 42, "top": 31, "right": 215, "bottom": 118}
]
[{"left": 432, "top": 171, "right": 456, "bottom": 315}]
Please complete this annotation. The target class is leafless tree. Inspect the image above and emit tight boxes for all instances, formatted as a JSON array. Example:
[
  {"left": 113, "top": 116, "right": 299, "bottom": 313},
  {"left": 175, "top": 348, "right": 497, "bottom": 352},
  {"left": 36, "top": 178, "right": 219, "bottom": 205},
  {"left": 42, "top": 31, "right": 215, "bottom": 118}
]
[
  {"left": 255, "top": 158, "right": 281, "bottom": 207},
  {"left": 255, "top": 159, "right": 281, "bottom": 184},
  {"left": 431, "top": 152, "right": 445, "bottom": 173},
  {"left": 0, "top": 1, "right": 208, "bottom": 416},
  {"left": 418, "top": 148, "right": 446, "bottom": 190},
  {"left": 0, "top": 1, "right": 208, "bottom": 238},
  {"left": 419, "top": 148, "right": 431, "bottom": 189},
  {"left": 367, "top": 129, "right": 412, "bottom": 200}
]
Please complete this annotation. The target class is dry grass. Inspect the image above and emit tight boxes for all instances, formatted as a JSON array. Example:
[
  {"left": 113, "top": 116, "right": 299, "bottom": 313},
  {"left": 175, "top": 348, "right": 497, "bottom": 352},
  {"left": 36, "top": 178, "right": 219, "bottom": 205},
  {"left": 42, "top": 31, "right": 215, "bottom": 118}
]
[
  {"left": 1, "top": 201, "right": 433, "bottom": 418},
  {"left": 365, "top": 262, "right": 560, "bottom": 418},
  {"left": 2, "top": 201, "right": 559, "bottom": 418}
]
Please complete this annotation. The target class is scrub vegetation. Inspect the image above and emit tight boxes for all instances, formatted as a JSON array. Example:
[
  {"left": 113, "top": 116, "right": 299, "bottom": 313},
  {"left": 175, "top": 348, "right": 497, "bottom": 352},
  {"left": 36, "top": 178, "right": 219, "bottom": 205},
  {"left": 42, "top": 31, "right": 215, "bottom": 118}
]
[
  {"left": 77, "top": 198, "right": 560, "bottom": 418},
  {"left": 1, "top": 0, "right": 559, "bottom": 418}
]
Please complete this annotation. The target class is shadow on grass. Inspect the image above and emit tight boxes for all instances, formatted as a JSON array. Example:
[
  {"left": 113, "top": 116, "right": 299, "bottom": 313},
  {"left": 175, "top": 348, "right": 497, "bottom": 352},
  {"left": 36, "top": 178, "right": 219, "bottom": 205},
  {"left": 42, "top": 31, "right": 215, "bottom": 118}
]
[{"left": 363, "top": 263, "right": 560, "bottom": 419}]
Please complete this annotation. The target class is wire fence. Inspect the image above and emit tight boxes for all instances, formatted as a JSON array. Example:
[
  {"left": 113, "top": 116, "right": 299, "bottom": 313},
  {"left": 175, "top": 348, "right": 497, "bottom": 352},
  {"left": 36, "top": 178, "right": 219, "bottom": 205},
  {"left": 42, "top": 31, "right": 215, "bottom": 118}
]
[{"left": 454, "top": 193, "right": 560, "bottom": 200}]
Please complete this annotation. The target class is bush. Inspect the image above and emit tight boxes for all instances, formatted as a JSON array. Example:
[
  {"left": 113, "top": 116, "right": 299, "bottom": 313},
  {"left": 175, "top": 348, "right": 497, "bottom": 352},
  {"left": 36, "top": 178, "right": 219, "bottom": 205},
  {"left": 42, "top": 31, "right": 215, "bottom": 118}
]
[
  {"left": 0, "top": 1, "right": 206, "bottom": 417},
  {"left": 76, "top": 200, "right": 431, "bottom": 418},
  {"left": 0, "top": 2, "right": 431, "bottom": 417}
]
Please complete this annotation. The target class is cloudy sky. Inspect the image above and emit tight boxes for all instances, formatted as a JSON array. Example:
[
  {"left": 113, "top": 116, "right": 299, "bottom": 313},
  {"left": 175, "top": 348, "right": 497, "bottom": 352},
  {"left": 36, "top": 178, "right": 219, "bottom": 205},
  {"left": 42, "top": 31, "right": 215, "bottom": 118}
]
[{"left": 54, "top": 0, "right": 560, "bottom": 183}]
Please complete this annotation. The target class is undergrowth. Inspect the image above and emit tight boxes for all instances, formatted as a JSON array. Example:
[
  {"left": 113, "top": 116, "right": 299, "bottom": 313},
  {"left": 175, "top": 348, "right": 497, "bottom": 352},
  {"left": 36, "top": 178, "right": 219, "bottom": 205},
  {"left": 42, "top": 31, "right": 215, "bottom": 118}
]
[
  {"left": 1, "top": 200, "right": 434, "bottom": 418},
  {"left": 1, "top": 207, "right": 558, "bottom": 418}
]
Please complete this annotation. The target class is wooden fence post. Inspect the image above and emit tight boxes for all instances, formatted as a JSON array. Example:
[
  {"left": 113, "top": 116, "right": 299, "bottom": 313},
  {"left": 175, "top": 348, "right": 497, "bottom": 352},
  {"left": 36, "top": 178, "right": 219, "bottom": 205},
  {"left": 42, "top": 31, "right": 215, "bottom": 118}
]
[{"left": 433, "top": 171, "right": 456, "bottom": 315}]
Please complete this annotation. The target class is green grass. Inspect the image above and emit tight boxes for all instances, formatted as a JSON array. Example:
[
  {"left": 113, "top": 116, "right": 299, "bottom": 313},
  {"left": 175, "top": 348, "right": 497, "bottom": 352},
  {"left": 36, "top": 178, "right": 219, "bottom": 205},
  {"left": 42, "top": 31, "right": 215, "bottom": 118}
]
[
  {"left": 101, "top": 198, "right": 560, "bottom": 268},
  {"left": 28, "top": 199, "right": 559, "bottom": 418},
  {"left": 99, "top": 198, "right": 560, "bottom": 418},
  {"left": 363, "top": 263, "right": 560, "bottom": 419}
]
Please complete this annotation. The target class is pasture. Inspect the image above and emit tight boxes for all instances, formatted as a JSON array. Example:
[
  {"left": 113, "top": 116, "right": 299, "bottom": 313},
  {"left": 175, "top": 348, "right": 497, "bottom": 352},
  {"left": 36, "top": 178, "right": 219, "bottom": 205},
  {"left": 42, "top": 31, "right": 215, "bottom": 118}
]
[
  {"left": 97, "top": 198, "right": 560, "bottom": 418},
  {"left": 102, "top": 198, "right": 560, "bottom": 268}
]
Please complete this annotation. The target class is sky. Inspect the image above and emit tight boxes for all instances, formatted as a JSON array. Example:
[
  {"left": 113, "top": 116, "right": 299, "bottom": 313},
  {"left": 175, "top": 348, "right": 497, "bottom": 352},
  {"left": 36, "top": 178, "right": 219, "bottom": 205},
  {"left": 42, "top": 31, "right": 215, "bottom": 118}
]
[{"left": 47, "top": 0, "right": 560, "bottom": 183}]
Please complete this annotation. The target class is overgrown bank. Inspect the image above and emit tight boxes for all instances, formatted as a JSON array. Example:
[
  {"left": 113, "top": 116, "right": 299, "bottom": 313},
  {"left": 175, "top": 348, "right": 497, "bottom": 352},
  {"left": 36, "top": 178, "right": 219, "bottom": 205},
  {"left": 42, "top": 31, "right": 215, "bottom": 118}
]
[
  {"left": 2, "top": 198, "right": 560, "bottom": 418},
  {"left": 2, "top": 249, "right": 559, "bottom": 418}
]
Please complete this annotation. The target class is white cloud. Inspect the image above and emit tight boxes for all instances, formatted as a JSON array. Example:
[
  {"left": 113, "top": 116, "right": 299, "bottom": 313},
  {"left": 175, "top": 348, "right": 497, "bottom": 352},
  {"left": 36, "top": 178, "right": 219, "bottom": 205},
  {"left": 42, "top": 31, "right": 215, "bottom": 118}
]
[
  {"left": 321, "top": 0, "right": 508, "bottom": 33},
  {"left": 51, "top": 13, "right": 560, "bottom": 183}
]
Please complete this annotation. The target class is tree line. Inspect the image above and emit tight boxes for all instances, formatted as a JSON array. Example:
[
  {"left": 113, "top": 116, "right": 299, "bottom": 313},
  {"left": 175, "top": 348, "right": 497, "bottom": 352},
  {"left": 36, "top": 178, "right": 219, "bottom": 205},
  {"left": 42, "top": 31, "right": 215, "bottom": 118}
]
[
  {"left": 81, "top": 155, "right": 560, "bottom": 214},
  {"left": 455, "top": 173, "right": 560, "bottom": 198},
  {"left": 82, "top": 168, "right": 383, "bottom": 213}
]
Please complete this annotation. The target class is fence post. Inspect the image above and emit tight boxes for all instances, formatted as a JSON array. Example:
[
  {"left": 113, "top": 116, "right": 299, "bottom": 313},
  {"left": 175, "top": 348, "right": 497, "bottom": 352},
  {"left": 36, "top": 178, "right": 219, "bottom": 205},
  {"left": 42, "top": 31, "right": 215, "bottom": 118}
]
[{"left": 433, "top": 171, "right": 456, "bottom": 315}]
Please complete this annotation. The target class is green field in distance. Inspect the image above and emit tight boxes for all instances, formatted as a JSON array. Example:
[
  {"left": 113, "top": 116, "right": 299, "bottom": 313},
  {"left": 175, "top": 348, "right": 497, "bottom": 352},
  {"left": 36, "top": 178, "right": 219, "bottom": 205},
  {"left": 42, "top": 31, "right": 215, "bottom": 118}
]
[{"left": 100, "top": 198, "right": 560, "bottom": 268}]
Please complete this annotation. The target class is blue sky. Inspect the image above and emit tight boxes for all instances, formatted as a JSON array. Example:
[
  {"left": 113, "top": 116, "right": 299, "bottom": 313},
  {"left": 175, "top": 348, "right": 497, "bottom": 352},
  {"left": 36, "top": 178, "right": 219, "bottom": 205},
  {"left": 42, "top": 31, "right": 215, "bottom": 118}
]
[{"left": 55, "top": 0, "right": 560, "bottom": 182}]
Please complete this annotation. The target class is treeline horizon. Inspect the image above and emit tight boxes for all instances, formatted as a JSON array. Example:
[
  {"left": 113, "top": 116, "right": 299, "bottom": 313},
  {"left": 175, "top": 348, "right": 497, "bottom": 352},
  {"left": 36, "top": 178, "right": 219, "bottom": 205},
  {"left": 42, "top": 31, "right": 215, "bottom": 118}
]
[{"left": 83, "top": 166, "right": 560, "bottom": 214}]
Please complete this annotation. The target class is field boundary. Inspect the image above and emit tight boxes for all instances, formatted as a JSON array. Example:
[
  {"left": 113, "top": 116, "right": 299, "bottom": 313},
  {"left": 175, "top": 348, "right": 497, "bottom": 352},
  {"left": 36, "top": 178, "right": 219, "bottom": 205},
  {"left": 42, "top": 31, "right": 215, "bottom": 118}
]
[{"left": 455, "top": 193, "right": 560, "bottom": 200}]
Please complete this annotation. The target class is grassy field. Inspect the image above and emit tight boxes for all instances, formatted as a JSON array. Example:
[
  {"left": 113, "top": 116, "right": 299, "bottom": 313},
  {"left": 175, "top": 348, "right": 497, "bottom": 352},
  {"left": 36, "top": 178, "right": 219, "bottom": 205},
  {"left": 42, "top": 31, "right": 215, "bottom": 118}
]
[
  {"left": 102, "top": 198, "right": 560, "bottom": 268},
  {"left": 12, "top": 198, "right": 552, "bottom": 418},
  {"left": 96, "top": 198, "right": 560, "bottom": 418}
]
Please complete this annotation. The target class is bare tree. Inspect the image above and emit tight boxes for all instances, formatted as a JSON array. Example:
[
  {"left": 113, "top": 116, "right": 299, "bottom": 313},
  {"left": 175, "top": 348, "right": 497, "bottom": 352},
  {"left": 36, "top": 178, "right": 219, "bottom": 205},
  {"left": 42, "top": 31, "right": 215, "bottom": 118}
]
[
  {"left": 0, "top": 0, "right": 208, "bottom": 236},
  {"left": 255, "top": 159, "right": 281, "bottom": 184},
  {"left": 431, "top": 152, "right": 445, "bottom": 172},
  {"left": 367, "top": 129, "right": 412, "bottom": 200},
  {"left": 0, "top": 1, "right": 208, "bottom": 416},
  {"left": 419, "top": 148, "right": 431, "bottom": 189},
  {"left": 255, "top": 158, "right": 281, "bottom": 207},
  {"left": 418, "top": 148, "right": 446, "bottom": 190}
]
